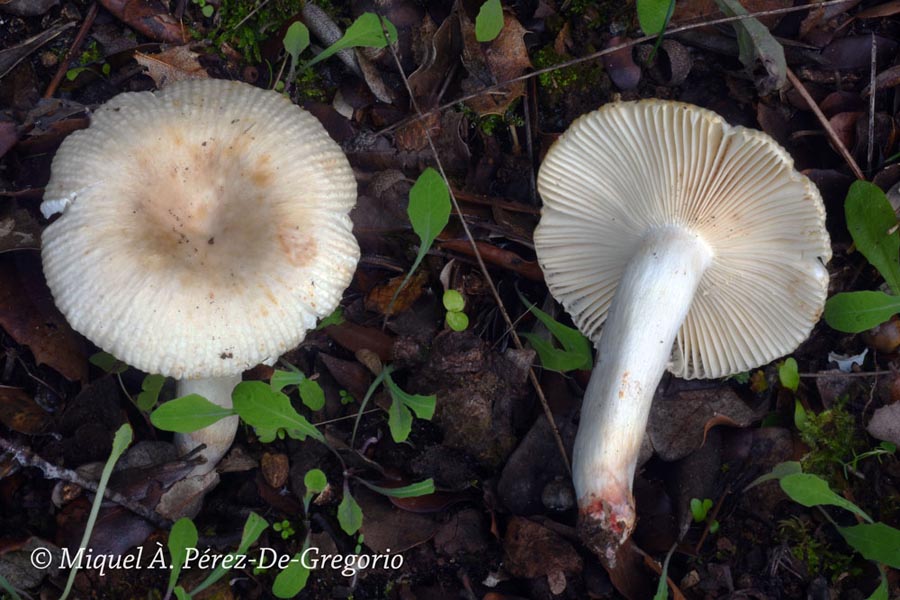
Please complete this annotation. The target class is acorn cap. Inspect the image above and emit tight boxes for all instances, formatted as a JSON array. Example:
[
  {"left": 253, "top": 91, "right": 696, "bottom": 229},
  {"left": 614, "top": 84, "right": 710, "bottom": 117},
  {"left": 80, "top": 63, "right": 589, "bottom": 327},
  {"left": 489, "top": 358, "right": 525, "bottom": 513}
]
[
  {"left": 534, "top": 100, "right": 831, "bottom": 379},
  {"left": 41, "top": 79, "right": 359, "bottom": 379}
]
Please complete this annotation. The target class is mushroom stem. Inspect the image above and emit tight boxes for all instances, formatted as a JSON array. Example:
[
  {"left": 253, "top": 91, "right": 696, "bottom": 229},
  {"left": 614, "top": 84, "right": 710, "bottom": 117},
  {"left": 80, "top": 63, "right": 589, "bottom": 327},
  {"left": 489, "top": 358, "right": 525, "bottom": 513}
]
[
  {"left": 574, "top": 225, "right": 713, "bottom": 563},
  {"left": 173, "top": 374, "right": 241, "bottom": 476}
]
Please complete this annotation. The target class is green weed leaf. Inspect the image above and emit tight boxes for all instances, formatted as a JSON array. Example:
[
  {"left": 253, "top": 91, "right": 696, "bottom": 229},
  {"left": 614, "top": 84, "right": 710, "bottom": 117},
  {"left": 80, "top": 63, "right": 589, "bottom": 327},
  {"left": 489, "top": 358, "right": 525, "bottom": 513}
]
[
  {"left": 338, "top": 483, "right": 363, "bottom": 535},
  {"left": 778, "top": 358, "right": 799, "bottom": 392},
  {"left": 824, "top": 291, "right": 900, "bottom": 333},
  {"left": 89, "top": 351, "right": 127, "bottom": 374},
  {"left": 445, "top": 310, "right": 469, "bottom": 331},
  {"left": 637, "top": 0, "right": 674, "bottom": 35},
  {"left": 232, "top": 381, "right": 323, "bottom": 442},
  {"left": 520, "top": 298, "right": 592, "bottom": 371},
  {"left": 306, "top": 13, "right": 397, "bottom": 68},
  {"left": 283, "top": 21, "right": 310, "bottom": 63},
  {"left": 137, "top": 374, "right": 166, "bottom": 412},
  {"left": 304, "top": 469, "right": 327, "bottom": 494},
  {"left": 190, "top": 513, "right": 268, "bottom": 596},
  {"left": 443, "top": 289, "right": 465, "bottom": 311},
  {"left": 167, "top": 518, "right": 198, "bottom": 596},
  {"left": 779, "top": 473, "right": 873, "bottom": 523},
  {"left": 475, "top": 0, "right": 504, "bottom": 42},
  {"left": 847, "top": 180, "right": 900, "bottom": 294},
  {"left": 837, "top": 523, "right": 900, "bottom": 568},
  {"left": 743, "top": 461, "right": 802, "bottom": 490},
  {"left": 316, "top": 307, "right": 345, "bottom": 330},
  {"left": 150, "top": 395, "right": 234, "bottom": 433},
  {"left": 408, "top": 167, "right": 451, "bottom": 274},
  {"left": 270, "top": 369, "right": 304, "bottom": 392},
  {"left": 273, "top": 539, "right": 311, "bottom": 597},
  {"left": 388, "top": 394, "right": 413, "bottom": 442},
  {"left": 298, "top": 378, "right": 325, "bottom": 411},
  {"left": 384, "top": 372, "right": 435, "bottom": 420}
]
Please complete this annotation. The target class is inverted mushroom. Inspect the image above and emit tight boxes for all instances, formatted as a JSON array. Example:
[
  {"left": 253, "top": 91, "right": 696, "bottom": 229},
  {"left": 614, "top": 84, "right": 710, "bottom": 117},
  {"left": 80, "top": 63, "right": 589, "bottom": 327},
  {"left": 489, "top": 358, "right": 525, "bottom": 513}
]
[
  {"left": 534, "top": 100, "right": 830, "bottom": 562},
  {"left": 41, "top": 79, "right": 359, "bottom": 474}
]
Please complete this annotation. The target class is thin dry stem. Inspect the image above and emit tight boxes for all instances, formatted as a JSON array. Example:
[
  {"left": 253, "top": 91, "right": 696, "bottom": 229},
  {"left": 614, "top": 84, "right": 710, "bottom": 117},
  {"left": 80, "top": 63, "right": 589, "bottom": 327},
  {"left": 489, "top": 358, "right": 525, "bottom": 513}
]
[
  {"left": 381, "top": 25, "right": 572, "bottom": 474},
  {"left": 786, "top": 68, "right": 865, "bottom": 180}
]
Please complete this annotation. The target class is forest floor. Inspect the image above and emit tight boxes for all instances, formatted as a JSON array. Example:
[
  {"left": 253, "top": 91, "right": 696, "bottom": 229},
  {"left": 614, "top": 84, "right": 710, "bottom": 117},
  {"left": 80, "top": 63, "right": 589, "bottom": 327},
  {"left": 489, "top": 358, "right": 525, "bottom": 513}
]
[{"left": 0, "top": 0, "right": 899, "bottom": 598}]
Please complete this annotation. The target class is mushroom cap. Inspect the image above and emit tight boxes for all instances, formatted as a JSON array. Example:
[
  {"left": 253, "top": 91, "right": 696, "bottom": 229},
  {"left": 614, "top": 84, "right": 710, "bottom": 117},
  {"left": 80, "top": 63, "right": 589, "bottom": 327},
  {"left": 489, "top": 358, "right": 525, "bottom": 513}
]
[
  {"left": 535, "top": 100, "right": 831, "bottom": 379},
  {"left": 41, "top": 79, "right": 359, "bottom": 379}
]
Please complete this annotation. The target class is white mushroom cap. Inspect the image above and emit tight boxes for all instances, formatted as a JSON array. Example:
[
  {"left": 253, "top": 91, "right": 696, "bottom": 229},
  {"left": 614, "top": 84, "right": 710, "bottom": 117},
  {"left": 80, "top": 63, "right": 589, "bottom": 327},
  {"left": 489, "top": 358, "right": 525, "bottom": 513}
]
[
  {"left": 535, "top": 100, "right": 831, "bottom": 379},
  {"left": 41, "top": 79, "right": 359, "bottom": 379}
]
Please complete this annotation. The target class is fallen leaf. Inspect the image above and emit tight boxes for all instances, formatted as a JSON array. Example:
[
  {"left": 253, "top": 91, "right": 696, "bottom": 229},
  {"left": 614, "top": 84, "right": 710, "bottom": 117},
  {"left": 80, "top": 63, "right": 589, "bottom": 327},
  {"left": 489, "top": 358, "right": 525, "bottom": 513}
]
[
  {"left": 0, "top": 254, "right": 88, "bottom": 382},
  {"left": 503, "top": 517, "right": 582, "bottom": 579},
  {"left": 0, "top": 21, "right": 75, "bottom": 80},
  {"left": 460, "top": 12, "right": 531, "bottom": 116},
  {"left": 408, "top": 11, "right": 461, "bottom": 109},
  {"left": 98, "top": 0, "right": 188, "bottom": 44},
  {"left": 822, "top": 35, "right": 898, "bottom": 71},
  {"left": 365, "top": 269, "right": 429, "bottom": 316},
  {"left": 855, "top": 0, "right": 900, "bottom": 19},
  {"left": 828, "top": 111, "right": 862, "bottom": 151},
  {"left": 135, "top": 45, "right": 208, "bottom": 86},
  {"left": 0, "top": 386, "right": 51, "bottom": 434},
  {"left": 324, "top": 321, "right": 394, "bottom": 361},
  {"left": 648, "top": 386, "right": 761, "bottom": 461},
  {"left": 438, "top": 239, "right": 543, "bottom": 281},
  {"left": 356, "top": 487, "right": 438, "bottom": 553}
]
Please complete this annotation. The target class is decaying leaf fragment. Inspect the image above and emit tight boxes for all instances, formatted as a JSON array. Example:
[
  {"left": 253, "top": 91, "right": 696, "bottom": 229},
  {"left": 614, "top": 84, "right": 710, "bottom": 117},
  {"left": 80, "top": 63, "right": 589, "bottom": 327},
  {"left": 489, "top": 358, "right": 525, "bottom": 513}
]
[
  {"left": 460, "top": 11, "right": 531, "bottom": 116},
  {"left": 135, "top": 46, "right": 208, "bottom": 86}
]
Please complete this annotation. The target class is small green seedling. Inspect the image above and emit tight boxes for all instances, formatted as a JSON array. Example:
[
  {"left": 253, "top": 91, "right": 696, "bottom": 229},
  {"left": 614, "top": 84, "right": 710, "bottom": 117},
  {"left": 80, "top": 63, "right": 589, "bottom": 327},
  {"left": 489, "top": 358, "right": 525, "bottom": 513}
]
[
  {"left": 192, "top": 0, "right": 214, "bottom": 18},
  {"left": 272, "top": 519, "right": 296, "bottom": 540},
  {"left": 690, "top": 498, "right": 719, "bottom": 534},
  {"left": 475, "top": 0, "right": 504, "bottom": 42},
  {"left": 339, "top": 389, "right": 355, "bottom": 405},
  {"left": 387, "top": 168, "right": 451, "bottom": 314},
  {"left": 825, "top": 181, "right": 900, "bottom": 332},
  {"left": 443, "top": 289, "right": 469, "bottom": 331},
  {"left": 351, "top": 364, "right": 437, "bottom": 445}
]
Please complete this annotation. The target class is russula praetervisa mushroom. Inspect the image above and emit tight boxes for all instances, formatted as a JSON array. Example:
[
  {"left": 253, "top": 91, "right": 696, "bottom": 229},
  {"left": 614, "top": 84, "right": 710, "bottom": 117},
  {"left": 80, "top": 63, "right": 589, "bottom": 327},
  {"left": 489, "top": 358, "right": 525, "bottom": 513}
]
[
  {"left": 41, "top": 79, "right": 359, "bottom": 474},
  {"left": 534, "top": 100, "right": 831, "bottom": 561}
]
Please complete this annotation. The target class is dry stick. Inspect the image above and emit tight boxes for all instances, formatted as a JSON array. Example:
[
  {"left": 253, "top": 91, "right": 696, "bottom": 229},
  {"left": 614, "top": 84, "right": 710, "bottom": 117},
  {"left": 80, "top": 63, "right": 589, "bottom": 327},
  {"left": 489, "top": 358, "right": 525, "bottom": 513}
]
[
  {"left": 786, "top": 67, "right": 866, "bottom": 180},
  {"left": 799, "top": 369, "right": 897, "bottom": 378},
  {"left": 379, "top": 0, "right": 858, "bottom": 137},
  {"left": 867, "top": 33, "right": 876, "bottom": 175},
  {"left": 44, "top": 1, "right": 100, "bottom": 99},
  {"left": 382, "top": 29, "right": 572, "bottom": 474},
  {"left": 0, "top": 434, "right": 170, "bottom": 528}
]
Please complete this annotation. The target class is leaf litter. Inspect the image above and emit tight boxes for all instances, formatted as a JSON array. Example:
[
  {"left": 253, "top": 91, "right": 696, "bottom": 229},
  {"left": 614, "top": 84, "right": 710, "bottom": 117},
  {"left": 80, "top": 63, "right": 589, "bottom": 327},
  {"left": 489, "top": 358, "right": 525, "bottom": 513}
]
[{"left": 1, "top": 0, "right": 900, "bottom": 598}]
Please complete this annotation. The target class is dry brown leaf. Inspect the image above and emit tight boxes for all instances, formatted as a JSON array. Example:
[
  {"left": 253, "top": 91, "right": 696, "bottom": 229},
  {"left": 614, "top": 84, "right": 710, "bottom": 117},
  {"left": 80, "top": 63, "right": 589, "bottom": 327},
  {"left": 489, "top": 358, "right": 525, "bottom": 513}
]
[
  {"left": 0, "top": 386, "right": 51, "bottom": 434},
  {"left": 135, "top": 45, "right": 207, "bottom": 86},
  {"left": 439, "top": 239, "right": 543, "bottom": 281},
  {"left": 365, "top": 269, "right": 429, "bottom": 316},
  {"left": 0, "top": 255, "right": 88, "bottom": 382},
  {"left": 324, "top": 321, "right": 394, "bottom": 361},
  {"left": 460, "top": 12, "right": 531, "bottom": 116},
  {"left": 99, "top": 0, "right": 187, "bottom": 43}
]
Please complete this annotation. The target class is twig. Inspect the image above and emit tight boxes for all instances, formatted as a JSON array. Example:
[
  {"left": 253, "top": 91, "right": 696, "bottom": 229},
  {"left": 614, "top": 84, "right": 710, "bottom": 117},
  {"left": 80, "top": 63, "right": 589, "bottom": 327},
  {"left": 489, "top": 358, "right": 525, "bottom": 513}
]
[
  {"left": 799, "top": 369, "right": 896, "bottom": 378},
  {"left": 381, "top": 23, "right": 572, "bottom": 474},
  {"left": 379, "top": 0, "right": 858, "bottom": 136},
  {"left": 786, "top": 67, "right": 866, "bottom": 180},
  {"left": 867, "top": 33, "right": 876, "bottom": 175},
  {"left": 44, "top": 2, "right": 99, "bottom": 99},
  {"left": 0, "top": 434, "right": 169, "bottom": 528}
]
